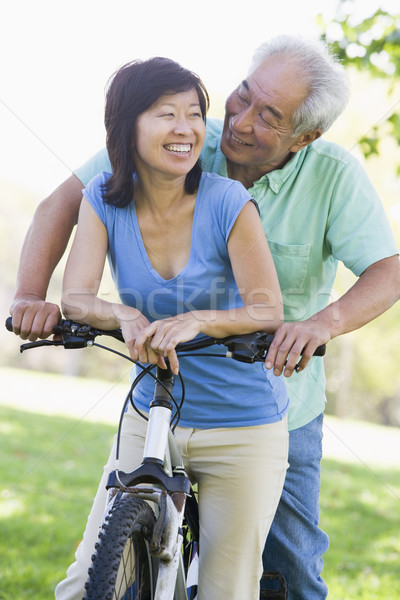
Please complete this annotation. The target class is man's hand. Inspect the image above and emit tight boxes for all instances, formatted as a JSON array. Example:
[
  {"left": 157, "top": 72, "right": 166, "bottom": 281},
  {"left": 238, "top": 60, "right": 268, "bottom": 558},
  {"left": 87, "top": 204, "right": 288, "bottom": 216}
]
[
  {"left": 9, "top": 296, "right": 61, "bottom": 341},
  {"left": 265, "top": 320, "right": 331, "bottom": 378},
  {"left": 9, "top": 175, "right": 84, "bottom": 341},
  {"left": 265, "top": 256, "right": 400, "bottom": 378}
]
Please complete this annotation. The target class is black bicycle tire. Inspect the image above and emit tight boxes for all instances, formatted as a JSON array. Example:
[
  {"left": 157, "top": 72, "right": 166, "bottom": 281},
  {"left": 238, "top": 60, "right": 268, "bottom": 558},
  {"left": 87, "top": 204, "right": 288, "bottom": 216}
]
[{"left": 83, "top": 494, "right": 158, "bottom": 600}]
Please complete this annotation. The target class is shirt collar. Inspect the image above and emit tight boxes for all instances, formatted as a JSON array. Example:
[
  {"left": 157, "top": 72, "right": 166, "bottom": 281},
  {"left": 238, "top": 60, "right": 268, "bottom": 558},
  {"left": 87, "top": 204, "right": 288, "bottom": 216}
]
[
  {"left": 260, "top": 148, "right": 306, "bottom": 194},
  {"left": 215, "top": 136, "right": 308, "bottom": 193}
]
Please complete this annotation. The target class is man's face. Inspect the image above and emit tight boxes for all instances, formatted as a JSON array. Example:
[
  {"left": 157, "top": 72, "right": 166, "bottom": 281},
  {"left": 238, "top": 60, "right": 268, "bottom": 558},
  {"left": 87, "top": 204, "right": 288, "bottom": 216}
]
[{"left": 221, "top": 55, "right": 310, "bottom": 174}]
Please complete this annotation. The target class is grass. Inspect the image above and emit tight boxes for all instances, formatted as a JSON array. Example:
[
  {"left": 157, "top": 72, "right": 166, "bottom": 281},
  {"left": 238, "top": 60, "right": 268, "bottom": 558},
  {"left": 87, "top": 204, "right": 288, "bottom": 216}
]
[
  {"left": 0, "top": 405, "right": 114, "bottom": 599},
  {"left": 320, "top": 459, "right": 400, "bottom": 599},
  {"left": 0, "top": 404, "right": 399, "bottom": 599}
]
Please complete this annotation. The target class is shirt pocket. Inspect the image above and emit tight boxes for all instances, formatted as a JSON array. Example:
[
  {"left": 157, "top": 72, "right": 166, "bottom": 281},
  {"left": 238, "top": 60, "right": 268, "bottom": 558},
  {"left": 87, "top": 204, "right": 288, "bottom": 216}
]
[{"left": 268, "top": 240, "right": 311, "bottom": 321}]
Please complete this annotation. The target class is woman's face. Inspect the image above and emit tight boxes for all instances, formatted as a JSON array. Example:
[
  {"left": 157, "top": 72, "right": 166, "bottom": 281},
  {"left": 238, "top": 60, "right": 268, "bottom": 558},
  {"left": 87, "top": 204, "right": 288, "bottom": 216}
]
[{"left": 133, "top": 88, "right": 206, "bottom": 181}]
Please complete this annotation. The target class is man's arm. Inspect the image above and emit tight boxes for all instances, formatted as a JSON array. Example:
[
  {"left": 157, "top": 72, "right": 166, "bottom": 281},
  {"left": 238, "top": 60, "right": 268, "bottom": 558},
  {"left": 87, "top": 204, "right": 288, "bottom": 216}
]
[
  {"left": 9, "top": 174, "right": 84, "bottom": 341},
  {"left": 266, "top": 255, "right": 400, "bottom": 377}
]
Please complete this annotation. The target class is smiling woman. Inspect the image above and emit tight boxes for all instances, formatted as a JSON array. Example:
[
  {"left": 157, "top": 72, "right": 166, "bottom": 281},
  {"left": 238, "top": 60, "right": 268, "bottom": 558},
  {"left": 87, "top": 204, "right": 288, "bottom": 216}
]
[
  {"left": 58, "top": 56, "right": 289, "bottom": 600},
  {"left": 101, "top": 57, "right": 209, "bottom": 208},
  {"left": 132, "top": 88, "right": 206, "bottom": 281},
  {"left": 134, "top": 89, "right": 206, "bottom": 180}
]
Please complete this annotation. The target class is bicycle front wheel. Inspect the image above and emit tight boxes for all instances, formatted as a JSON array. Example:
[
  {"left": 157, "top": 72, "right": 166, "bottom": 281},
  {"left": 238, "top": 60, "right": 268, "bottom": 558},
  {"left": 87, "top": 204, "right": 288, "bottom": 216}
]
[{"left": 83, "top": 494, "right": 158, "bottom": 600}]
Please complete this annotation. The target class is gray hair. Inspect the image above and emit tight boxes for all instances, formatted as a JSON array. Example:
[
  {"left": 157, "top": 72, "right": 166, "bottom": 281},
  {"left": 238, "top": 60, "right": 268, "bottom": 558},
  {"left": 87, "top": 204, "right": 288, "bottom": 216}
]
[{"left": 249, "top": 35, "right": 351, "bottom": 135}]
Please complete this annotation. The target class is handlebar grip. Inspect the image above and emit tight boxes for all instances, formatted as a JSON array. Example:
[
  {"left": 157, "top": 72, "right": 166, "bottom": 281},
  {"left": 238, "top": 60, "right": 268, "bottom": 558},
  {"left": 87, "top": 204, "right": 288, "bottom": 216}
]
[{"left": 5, "top": 316, "right": 67, "bottom": 335}]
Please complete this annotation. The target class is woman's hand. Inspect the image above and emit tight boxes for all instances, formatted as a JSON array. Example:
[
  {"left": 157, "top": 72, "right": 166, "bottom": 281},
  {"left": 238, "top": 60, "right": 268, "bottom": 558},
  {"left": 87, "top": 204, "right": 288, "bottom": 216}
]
[
  {"left": 265, "top": 320, "right": 331, "bottom": 378},
  {"left": 114, "top": 306, "right": 165, "bottom": 368},
  {"left": 133, "top": 312, "right": 202, "bottom": 374}
]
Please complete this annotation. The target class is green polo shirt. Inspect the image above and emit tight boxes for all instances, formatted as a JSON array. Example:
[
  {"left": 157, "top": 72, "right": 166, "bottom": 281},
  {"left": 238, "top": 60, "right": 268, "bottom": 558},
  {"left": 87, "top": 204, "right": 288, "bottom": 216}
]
[{"left": 74, "top": 118, "right": 398, "bottom": 430}]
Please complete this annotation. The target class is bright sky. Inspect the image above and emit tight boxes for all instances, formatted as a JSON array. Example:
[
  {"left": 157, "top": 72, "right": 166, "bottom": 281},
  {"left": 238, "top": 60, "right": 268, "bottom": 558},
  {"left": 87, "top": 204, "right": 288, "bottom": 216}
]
[{"left": 0, "top": 0, "right": 393, "bottom": 196}]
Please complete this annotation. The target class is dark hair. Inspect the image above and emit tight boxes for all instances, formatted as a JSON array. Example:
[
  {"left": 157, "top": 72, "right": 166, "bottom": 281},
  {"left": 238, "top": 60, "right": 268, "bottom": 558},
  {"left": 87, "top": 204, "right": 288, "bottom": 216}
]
[{"left": 102, "top": 57, "right": 210, "bottom": 207}]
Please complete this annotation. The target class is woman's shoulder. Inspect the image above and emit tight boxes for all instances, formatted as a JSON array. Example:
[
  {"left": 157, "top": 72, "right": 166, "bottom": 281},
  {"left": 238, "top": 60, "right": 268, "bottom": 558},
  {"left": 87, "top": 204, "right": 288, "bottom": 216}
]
[
  {"left": 200, "top": 171, "right": 248, "bottom": 196},
  {"left": 85, "top": 170, "right": 112, "bottom": 192},
  {"left": 199, "top": 173, "right": 253, "bottom": 214},
  {"left": 198, "top": 173, "right": 255, "bottom": 236},
  {"left": 83, "top": 171, "right": 115, "bottom": 219},
  {"left": 84, "top": 170, "right": 115, "bottom": 205}
]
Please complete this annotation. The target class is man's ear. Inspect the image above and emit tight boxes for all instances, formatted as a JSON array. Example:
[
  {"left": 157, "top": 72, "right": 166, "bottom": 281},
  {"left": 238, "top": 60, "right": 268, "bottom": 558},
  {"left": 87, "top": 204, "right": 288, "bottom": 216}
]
[{"left": 290, "top": 129, "right": 322, "bottom": 153}]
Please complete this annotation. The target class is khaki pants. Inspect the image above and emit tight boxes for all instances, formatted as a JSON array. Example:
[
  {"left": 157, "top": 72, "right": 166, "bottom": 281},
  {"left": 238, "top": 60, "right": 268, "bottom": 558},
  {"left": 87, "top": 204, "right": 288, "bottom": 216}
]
[{"left": 55, "top": 407, "right": 288, "bottom": 600}]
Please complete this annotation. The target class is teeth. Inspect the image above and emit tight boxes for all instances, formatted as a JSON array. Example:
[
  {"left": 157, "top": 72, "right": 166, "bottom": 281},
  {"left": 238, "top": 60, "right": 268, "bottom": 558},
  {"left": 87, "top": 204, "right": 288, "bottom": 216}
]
[
  {"left": 232, "top": 134, "right": 250, "bottom": 146},
  {"left": 164, "top": 143, "right": 191, "bottom": 153}
]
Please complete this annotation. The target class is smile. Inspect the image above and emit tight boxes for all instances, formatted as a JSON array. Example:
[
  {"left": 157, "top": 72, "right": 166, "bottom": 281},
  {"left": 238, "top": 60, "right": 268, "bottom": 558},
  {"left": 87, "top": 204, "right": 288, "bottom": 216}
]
[
  {"left": 164, "top": 143, "right": 192, "bottom": 153},
  {"left": 231, "top": 133, "right": 251, "bottom": 146}
]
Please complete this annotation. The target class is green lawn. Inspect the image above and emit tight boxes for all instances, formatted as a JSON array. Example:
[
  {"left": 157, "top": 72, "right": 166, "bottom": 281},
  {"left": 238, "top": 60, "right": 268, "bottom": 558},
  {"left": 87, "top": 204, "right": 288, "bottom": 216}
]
[
  {"left": 320, "top": 459, "right": 400, "bottom": 599},
  {"left": 0, "top": 404, "right": 399, "bottom": 599},
  {"left": 0, "top": 406, "right": 114, "bottom": 599}
]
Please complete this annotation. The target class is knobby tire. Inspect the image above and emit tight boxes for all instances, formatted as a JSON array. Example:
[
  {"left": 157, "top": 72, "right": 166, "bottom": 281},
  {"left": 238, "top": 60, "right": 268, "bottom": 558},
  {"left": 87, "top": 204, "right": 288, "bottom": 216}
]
[{"left": 83, "top": 494, "right": 157, "bottom": 600}]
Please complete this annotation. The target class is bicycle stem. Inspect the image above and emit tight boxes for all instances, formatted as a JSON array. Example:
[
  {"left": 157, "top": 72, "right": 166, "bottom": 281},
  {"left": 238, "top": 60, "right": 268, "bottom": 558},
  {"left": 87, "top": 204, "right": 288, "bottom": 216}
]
[{"left": 143, "top": 364, "right": 175, "bottom": 463}]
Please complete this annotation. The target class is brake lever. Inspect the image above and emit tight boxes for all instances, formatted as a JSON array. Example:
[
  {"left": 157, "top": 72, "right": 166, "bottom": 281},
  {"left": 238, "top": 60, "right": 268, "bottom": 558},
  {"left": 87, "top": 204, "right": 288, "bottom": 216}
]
[
  {"left": 20, "top": 339, "right": 65, "bottom": 353},
  {"left": 19, "top": 327, "right": 97, "bottom": 353}
]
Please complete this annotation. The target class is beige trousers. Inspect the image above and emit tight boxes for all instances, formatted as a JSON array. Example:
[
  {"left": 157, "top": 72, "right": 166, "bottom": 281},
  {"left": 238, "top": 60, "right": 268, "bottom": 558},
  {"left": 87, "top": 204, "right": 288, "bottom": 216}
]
[{"left": 55, "top": 407, "right": 288, "bottom": 600}]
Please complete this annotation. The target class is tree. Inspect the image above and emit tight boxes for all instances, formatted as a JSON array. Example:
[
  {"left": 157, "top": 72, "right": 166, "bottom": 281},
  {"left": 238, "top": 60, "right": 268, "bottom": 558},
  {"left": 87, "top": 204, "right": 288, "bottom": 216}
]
[
  {"left": 319, "top": 1, "right": 400, "bottom": 168},
  {"left": 317, "top": 2, "right": 400, "bottom": 425}
]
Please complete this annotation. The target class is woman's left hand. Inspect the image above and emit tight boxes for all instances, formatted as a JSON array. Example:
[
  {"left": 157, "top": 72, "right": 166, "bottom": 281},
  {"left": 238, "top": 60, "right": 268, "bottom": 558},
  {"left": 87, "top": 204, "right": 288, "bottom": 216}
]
[{"left": 133, "top": 312, "right": 202, "bottom": 374}]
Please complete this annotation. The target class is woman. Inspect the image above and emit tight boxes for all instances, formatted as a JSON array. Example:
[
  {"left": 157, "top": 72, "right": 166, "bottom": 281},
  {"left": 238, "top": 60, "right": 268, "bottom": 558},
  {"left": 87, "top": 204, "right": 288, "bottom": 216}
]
[{"left": 59, "top": 57, "right": 288, "bottom": 600}]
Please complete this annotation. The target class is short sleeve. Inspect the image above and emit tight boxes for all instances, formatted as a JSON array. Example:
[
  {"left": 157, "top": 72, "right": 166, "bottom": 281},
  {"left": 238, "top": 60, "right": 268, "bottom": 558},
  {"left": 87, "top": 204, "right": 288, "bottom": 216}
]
[
  {"left": 209, "top": 176, "right": 257, "bottom": 242},
  {"left": 82, "top": 172, "right": 111, "bottom": 226},
  {"left": 326, "top": 157, "right": 398, "bottom": 276},
  {"left": 74, "top": 148, "right": 112, "bottom": 187}
]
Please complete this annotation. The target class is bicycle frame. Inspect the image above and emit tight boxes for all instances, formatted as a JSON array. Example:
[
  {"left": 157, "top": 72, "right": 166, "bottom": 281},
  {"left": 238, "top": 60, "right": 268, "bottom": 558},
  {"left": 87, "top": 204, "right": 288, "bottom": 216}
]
[
  {"left": 5, "top": 317, "right": 325, "bottom": 599},
  {"left": 105, "top": 364, "right": 196, "bottom": 600}
]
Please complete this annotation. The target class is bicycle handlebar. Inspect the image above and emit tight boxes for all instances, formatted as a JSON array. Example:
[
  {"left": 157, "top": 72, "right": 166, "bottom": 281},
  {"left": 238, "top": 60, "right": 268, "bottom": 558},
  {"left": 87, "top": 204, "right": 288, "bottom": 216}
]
[{"left": 5, "top": 317, "right": 326, "bottom": 363}]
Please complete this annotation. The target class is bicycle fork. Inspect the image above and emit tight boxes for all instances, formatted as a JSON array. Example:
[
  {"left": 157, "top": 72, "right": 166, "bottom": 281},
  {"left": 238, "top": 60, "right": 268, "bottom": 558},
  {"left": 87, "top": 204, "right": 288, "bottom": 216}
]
[
  {"left": 107, "top": 364, "right": 192, "bottom": 599},
  {"left": 145, "top": 365, "right": 189, "bottom": 600}
]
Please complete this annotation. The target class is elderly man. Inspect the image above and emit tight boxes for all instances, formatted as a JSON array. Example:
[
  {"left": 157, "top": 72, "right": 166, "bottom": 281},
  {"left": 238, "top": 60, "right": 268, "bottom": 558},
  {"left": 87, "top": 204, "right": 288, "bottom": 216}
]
[{"left": 10, "top": 36, "right": 400, "bottom": 599}]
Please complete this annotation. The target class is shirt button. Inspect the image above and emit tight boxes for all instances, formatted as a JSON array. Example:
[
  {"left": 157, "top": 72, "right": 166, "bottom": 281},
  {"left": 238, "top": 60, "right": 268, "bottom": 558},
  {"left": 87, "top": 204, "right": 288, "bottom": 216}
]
[{"left": 273, "top": 183, "right": 279, "bottom": 191}]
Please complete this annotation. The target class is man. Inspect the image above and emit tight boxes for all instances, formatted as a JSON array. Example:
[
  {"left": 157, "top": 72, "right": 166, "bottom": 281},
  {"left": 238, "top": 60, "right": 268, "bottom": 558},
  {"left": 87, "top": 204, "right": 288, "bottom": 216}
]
[{"left": 10, "top": 35, "right": 400, "bottom": 599}]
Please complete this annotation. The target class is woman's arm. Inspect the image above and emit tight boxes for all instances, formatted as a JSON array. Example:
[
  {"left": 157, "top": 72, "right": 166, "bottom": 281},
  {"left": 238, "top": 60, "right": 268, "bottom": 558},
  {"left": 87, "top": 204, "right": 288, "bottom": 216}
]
[
  {"left": 61, "top": 198, "right": 164, "bottom": 366},
  {"left": 133, "top": 201, "right": 284, "bottom": 373},
  {"left": 61, "top": 197, "right": 111, "bottom": 325},
  {"left": 62, "top": 197, "right": 142, "bottom": 328},
  {"left": 225, "top": 199, "right": 284, "bottom": 332}
]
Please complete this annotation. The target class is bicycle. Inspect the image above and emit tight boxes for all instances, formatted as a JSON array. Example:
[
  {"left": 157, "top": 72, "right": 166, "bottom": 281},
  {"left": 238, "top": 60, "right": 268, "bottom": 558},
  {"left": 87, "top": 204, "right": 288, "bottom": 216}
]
[{"left": 6, "top": 317, "right": 325, "bottom": 600}]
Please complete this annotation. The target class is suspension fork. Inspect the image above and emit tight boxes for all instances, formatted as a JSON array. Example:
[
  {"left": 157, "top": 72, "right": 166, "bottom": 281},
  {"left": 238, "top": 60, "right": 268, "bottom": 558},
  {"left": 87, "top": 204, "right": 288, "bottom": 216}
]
[{"left": 146, "top": 365, "right": 189, "bottom": 599}]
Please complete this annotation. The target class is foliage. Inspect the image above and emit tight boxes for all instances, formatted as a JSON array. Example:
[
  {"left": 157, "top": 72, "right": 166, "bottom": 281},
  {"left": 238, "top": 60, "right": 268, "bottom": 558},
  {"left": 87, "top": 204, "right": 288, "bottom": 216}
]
[
  {"left": 315, "top": 3, "right": 400, "bottom": 423},
  {"left": 318, "top": 1, "right": 400, "bottom": 167},
  {"left": 324, "top": 306, "right": 400, "bottom": 426}
]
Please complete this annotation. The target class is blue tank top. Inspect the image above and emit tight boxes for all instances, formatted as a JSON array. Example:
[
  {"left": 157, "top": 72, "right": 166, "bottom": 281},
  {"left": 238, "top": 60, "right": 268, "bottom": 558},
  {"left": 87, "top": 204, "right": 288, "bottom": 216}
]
[{"left": 84, "top": 171, "right": 288, "bottom": 428}]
